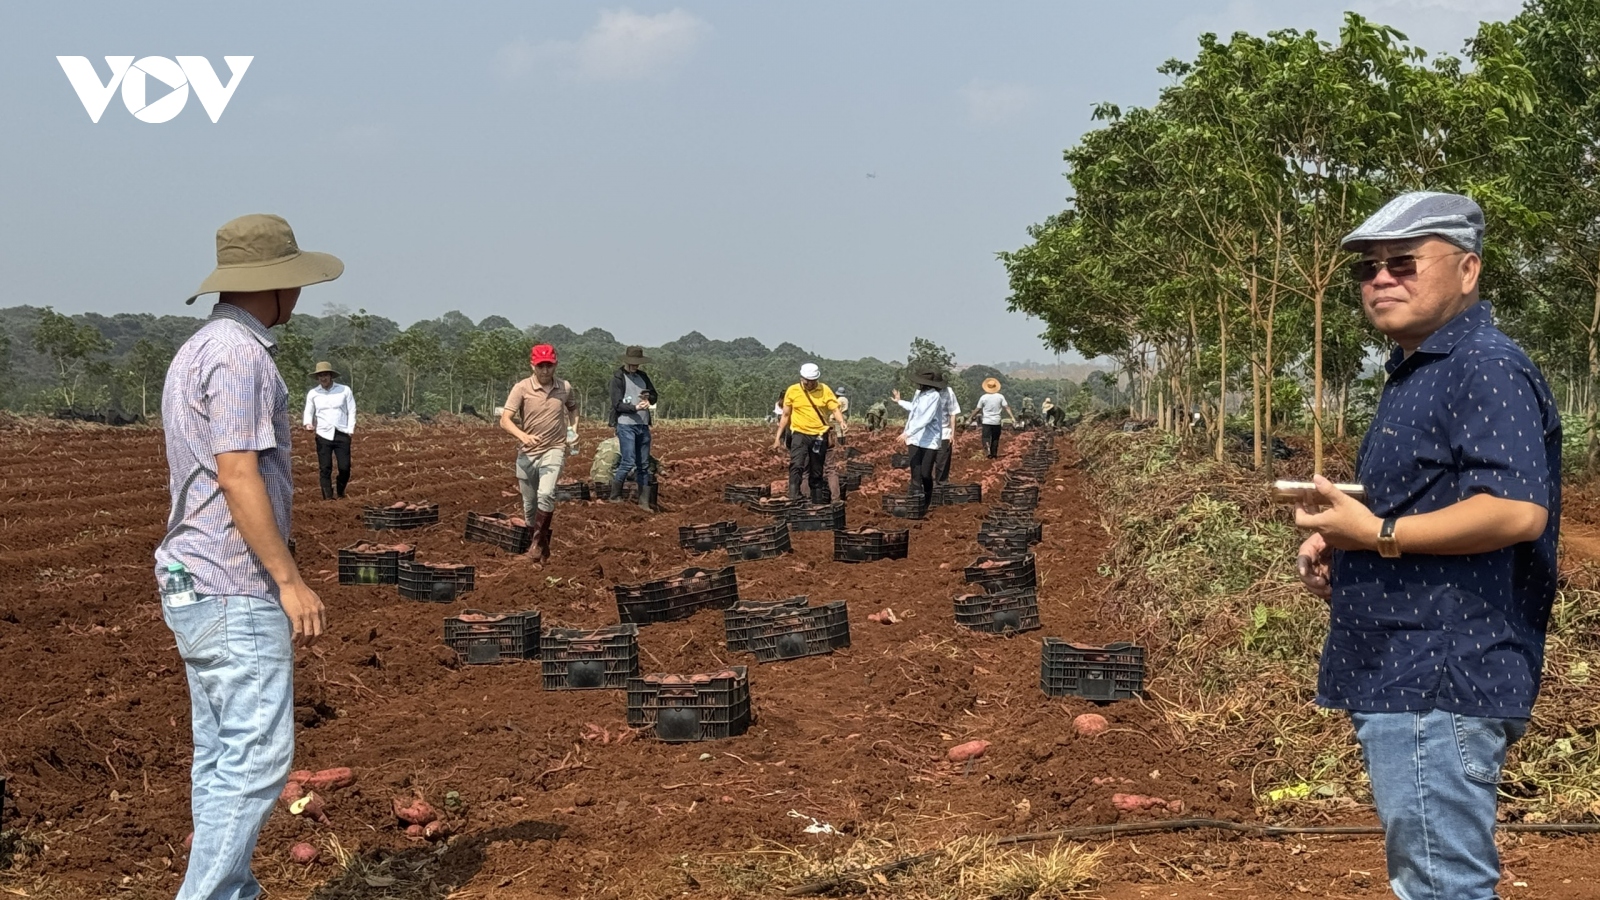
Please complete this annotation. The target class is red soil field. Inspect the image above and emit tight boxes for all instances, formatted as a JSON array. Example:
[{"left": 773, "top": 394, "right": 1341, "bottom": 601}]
[{"left": 0, "top": 419, "right": 1594, "bottom": 899}]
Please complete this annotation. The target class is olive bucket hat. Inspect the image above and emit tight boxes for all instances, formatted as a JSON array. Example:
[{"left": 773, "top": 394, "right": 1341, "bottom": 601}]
[{"left": 187, "top": 214, "right": 344, "bottom": 304}]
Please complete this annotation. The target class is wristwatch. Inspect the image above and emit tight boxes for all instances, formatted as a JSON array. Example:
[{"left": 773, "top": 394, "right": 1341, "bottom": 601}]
[{"left": 1377, "top": 517, "right": 1401, "bottom": 559}]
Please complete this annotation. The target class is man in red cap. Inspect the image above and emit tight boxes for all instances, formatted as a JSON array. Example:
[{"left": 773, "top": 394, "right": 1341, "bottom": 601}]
[{"left": 499, "top": 344, "right": 579, "bottom": 562}]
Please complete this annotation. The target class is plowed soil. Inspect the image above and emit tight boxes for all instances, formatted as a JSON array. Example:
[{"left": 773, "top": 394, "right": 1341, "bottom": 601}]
[{"left": 0, "top": 419, "right": 1595, "bottom": 899}]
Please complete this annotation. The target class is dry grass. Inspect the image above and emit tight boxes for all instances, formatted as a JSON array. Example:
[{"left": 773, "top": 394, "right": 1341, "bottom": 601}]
[{"left": 1078, "top": 424, "right": 1600, "bottom": 820}]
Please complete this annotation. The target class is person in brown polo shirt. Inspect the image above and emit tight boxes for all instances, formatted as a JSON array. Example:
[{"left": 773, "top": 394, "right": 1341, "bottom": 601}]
[{"left": 499, "top": 344, "right": 579, "bottom": 562}]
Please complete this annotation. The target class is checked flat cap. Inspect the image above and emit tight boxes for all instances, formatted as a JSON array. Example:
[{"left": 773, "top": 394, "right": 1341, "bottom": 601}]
[{"left": 1341, "top": 191, "right": 1485, "bottom": 255}]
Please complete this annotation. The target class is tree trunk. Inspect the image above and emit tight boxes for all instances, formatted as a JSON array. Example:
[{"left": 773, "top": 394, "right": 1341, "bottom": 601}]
[
  {"left": 1312, "top": 287, "right": 1325, "bottom": 475},
  {"left": 1217, "top": 293, "right": 1227, "bottom": 462},
  {"left": 1589, "top": 255, "right": 1600, "bottom": 475}
]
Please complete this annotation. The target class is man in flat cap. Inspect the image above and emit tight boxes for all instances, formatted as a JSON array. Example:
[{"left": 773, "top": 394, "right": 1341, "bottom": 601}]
[
  {"left": 157, "top": 214, "right": 341, "bottom": 900},
  {"left": 1293, "top": 192, "right": 1560, "bottom": 900}
]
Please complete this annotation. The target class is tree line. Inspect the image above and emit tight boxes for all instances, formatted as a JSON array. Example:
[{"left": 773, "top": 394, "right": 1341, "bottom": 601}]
[
  {"left": 0, "top": 305, "right": 1079, "bottom": 424},
  {"left": 1001, "top": 1, "right": 1600, "bottom": 473}
]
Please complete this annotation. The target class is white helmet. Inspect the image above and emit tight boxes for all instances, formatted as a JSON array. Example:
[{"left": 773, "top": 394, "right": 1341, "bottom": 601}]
[{"left": 800, "top": 363, "right": 821, "bottom": 380}]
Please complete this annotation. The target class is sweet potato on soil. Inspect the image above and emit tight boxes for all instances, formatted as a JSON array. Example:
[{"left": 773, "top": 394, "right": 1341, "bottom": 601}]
[
  {"left": 1111, "top": 793, "right": 1167, "bottom": 812},
  {"left": 948, "top": 740, "right": 990, "bottom": 762},
  {"left": 288, "top": 769, "right": 313, "bottom": 785},
  {"left": 393, "top": 796, "right": 438, "bottom": 826},
  {"left": 423, "top": 820, "right": 452, "bottom": 840},
  {"left": 289, "top": 842, "right": 319, "bottom": 864},
  {"left": 1073, "top": 713, "right": 1109, "bottom": 737},
  {"left": 279, "top": 781, "right": 305, "bottom": 807},
  {"left": 405, "top": 823, "right": 426, "bottom": 839},
  {"left": 289, "top": 791, "right": 329, "bottom": 823},
  {"left": 302, "top": 767, "right": 355, "bottom": 792}
]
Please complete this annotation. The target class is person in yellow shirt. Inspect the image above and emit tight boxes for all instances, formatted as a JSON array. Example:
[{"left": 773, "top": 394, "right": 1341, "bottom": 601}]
[{"left": 770, "top": 362, "right": 848, "bottom": 503}]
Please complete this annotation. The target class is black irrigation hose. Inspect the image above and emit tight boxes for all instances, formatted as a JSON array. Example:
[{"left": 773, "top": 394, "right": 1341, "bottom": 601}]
[{"left": 781, "top": 818, "right": 1600, "bottom": 896}]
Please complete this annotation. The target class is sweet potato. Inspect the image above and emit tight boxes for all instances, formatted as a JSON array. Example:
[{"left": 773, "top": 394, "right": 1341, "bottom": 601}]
[
  {"left": 423, "top": 819, "right": 452, "bottom": 840},
  {"left": 289, "top": 842, "right": 320, "bottom": 864},
  {"left": 1073, "top": 713, "right": 1109, "bottom": 737},
  {"left": 1111, "top": 793, "right": 1166, "bottom": 812},
  {"left": 279, "top": 781, "right": 305, "bottom": 807},
  {"left": 393, "top": 796, "right": 438, "bottom": 826},
  {"left": 289, "top": 791, "right": 329, "bottom": 823},
  {"left": 405, "top": 823, "right": 426, "bottom": 839},
  {"left": 288, "top": 769, "right": 313, "bottom": 785},
  {"left": 303, "top": 767, "right": 355, "bottom": 792},
  {"left": 948, "top": 740, "right": 990, "bottom": 762}
]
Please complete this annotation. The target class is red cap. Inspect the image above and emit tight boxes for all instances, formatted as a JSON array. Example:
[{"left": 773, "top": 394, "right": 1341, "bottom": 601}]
[{"left": 530, "top": 344, "right": 558, "bottom": 366}]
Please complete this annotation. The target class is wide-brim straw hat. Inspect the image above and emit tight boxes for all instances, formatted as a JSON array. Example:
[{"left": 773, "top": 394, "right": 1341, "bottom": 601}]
[
  {"left": 982, "top": 377, "right": 1001, "bottom": 393},
  {"left": 187, "top": 214, "right": 344, "bottom": 304},
  {"left": 312, "top": 361, "right": 340, "bottom": 378},
  {"left": 911, "top": 368, "right": 948, "bottom": 390},
  {"left": 620, "top": 345, "right": 651, "bottom": 364}
]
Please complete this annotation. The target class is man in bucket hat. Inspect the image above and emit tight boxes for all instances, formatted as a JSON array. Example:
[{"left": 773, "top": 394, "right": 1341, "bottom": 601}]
[
  {"left": 607, "top": 345, "right": 660, "bottom": 509},
  {"left": 156, "top": 213, "right": 340, "bottom": 900},
  {"left": 302, "top": 361, "right": 356, "bottom": 500},
  {"left": 501, "top": 344, "right": 579, "bottom": 561},
  {"left": 1294, "top": 191, "right": 1560, "bottom": 900}
]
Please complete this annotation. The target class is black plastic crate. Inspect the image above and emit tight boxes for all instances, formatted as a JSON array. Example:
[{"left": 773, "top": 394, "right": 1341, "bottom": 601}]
[
  {"left": 841, "top": 472, "right": 864, "bottom": 491},
  {"left": 787, "top": 501, "right": 845, "bottom": 532},
  {"left": 844, "top": 460, "right": 875, "bottom": 478},
  {"left": 679, "top": 521, "right": 739, "bottom": 553},
  {"left": 362, "top": 502, "right": 440, "bottom": 531},
  {"left": 890, "top": 452, "right": 910, "bottom": 469},
  {"left": 613, "top": 566, "right": 741, "bottom": 624},
  {"left": 881, "top": 493, "right": 928, "bottom": 519},
  {"left": 748, "top": 497, "right": 808, "bottom": 517},
  {"left": 746, "top": 601, "right": 850, "bottom": 663},
  {"left": 337, "top": 542, "right": 416, "bottom": 585},
  {"left": 724, "top": 596, "right": 810, "bottom": 652},
  {"left": 999, "top": 484, "right": 1041, "bottom": 509},
  {"left": 954, "top": 589, "right": 1040, "bottom": 635},
  {"left": 979, "top": 516, "right": 1043, "bottom": 544},
  {"left": 833, "top": 527, "right": 909, "bottom": 563},
  {"left": 1040, "top": 639, "right": 1146, "bottom": 701},
  {"left": 723, "top": 484, "right": 772, "bottom": 505},
  {"left": 553, "top": 481, "right": 592, "bottom": 502},
  {"left": 463, "top": 511, "right": 534, "bottom": 554},
  {"left": 443, "top": 609, "right": 541, "bottom": 664},
  {"left": 541, "top": 624, "right": 640, "bottom": 690},
  {"left": 976, "top": 527, "right": 1035, "bottom": 558},
  {"left": 397, "top": 561, "right": 477, "bottom": 602},
  {"left": 626, "top": 667, "right": 752, "bottom": 742},
  {"left": 724, "top": 523, "right": 793, "bottom": 562},
  {"left": 931, "top": 483, "right": 983, "bottom": 506},
  {"left": 964, "top": 554, "right": 1037, "bottom": 594}
]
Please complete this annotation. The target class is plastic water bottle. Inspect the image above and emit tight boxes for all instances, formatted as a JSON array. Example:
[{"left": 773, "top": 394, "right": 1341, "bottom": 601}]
[{"left": 161, "top": 562, "right": 199, "bottom": 607}]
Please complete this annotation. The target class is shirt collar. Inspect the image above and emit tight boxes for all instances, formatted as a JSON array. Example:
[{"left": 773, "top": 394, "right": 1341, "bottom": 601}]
[
  {"left": 1385, "top": 300, "right": 1492, "bottom": 373},
  {"left": 208, "top": 302, "right": 278, "bottom": 354}
]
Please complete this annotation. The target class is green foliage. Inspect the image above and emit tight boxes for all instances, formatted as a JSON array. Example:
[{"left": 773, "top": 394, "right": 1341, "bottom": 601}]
[{"left": 31, "top": 306, "right": 111, "bottom": 408}]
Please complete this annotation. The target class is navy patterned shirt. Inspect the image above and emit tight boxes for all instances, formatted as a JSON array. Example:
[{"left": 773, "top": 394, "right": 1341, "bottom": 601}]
[{"left": 1318, "top": 302, "right": 1561, "bottom": 719}]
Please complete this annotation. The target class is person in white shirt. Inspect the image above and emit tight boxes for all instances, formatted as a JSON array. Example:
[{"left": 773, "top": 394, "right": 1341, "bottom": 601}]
[
  {"left": 973, "top": 377, "right": 1019, "bottom": 458},
  {"left": 893, "top": 367, "right": 951, "bottom": 508},
  {"left": 303, "top": 361, "right": 356, "bottom": 499}
]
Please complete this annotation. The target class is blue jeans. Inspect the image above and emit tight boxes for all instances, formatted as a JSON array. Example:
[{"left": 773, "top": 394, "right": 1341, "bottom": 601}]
[
  {"left": 1351, "top": 709, "right": 1527, "bottom": 900},
  {"left": 613, "top": 423, "right": 651, "bottom": 488},
  {"left": 163, "top": 594, "right": 295, "bottom": 900}
]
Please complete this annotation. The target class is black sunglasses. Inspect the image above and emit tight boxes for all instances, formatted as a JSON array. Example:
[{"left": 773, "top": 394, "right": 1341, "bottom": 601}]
[{"left": 1349, "top": 251, "right": 1465, "bottom": 283}]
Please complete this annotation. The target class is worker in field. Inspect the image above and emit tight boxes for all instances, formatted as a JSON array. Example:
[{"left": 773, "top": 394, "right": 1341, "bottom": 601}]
[
  {"left": 302, "top": 361, "right": 355, "bottom": 499},
  {"left": 158, "top": 213, "right": 339, "bottom": 900},
  {"left": 590, "top": 433, "right": 662, "bottom": 506},
  {"left": 607, "top": 345, "right": 659, "bottom": 510},
  {"left": 837, "top": 389, "right": 851, "bottom": 421},
  {"left": 1019, "top": 395, "right": 1036, "bottom": 426},
  {"left": 1295, "top": 192, "right": 1560, "bottom": 900},
  {"left": 973, "top": 377, "right": 1018, "bottom": 458},
  {"left": 771, "top": 362, "right": 848, "bottom": 503},
  {"left": 895, "top": 367, "right": 949, "bottom": 508},
  {"left": 864, "top": 400, "right": 887, "bottom": 431},
  {"left": 500, "top": 344, "right": 579, "bottom": 562},
  {"left": 896, "top": 376, "right": 960, "bottom": 483}
]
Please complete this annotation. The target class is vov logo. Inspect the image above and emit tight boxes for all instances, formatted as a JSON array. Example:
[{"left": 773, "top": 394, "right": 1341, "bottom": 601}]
[{"left": 56, "top": 56, "right": 253, "bottom": 124}]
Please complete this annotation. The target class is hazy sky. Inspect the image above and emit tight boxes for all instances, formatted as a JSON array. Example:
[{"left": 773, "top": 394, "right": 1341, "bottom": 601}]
[{"left": 1, "top": 0, "right": 1522, "bottom": 364}]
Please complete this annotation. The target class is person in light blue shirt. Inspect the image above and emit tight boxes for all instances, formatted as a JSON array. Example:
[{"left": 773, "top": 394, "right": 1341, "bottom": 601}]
[{"left": 893, "top": 366, "right": 949, "bottom": 508}]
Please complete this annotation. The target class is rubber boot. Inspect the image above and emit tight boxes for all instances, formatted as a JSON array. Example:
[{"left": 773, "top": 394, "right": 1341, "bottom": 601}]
[
  {"left": 530, "top": 510, "right": 552, "bottom": 561},
  {"left": 638, "top": 484, "right": 653, "bottom": 512},
  {"left": 608, "top": 479, "right": 625, "bottom": 502}
]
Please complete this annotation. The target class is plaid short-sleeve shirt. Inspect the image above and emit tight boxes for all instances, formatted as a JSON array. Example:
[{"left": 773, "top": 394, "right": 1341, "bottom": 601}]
[
  {"left": 153, "top": 303, "right": 293, "bottom": 599},
  {"left": 1319, "top": 302, "right": 1561, "bottom": 718}
]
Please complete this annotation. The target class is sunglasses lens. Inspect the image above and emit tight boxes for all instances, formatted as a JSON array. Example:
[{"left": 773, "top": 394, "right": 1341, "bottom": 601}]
[
  {"left": 1387, "top": 256, "right": 1419, "bottom": 277},
  {"left": 1351, "top": 260, "right": 1381, "bottom": 282}
]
